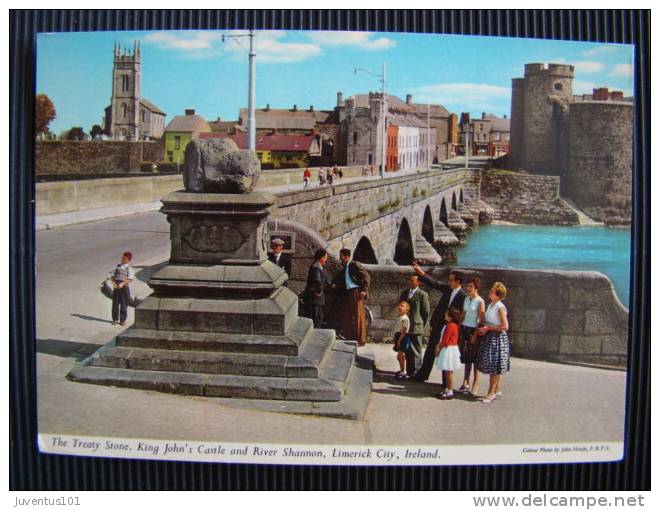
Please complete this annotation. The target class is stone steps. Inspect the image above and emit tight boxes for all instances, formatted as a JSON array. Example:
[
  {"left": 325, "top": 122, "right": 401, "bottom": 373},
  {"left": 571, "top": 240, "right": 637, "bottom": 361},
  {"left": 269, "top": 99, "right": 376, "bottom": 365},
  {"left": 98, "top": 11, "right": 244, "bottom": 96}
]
[
  {"left": 88, "top": 326, "right": 335, "bottom": 378},
  {"left": 67, "top": 339, "right": 360, "bottom": 403},
  {"left": 117, "top": 316, "right": 314, "bottom": 356}
]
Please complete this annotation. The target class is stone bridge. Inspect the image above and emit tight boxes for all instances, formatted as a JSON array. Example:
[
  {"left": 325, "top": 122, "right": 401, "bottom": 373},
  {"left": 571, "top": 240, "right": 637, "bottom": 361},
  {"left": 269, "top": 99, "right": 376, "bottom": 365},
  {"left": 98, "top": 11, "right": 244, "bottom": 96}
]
[{"left": 270, "top": 168, "right": 493, "bottom": 267}]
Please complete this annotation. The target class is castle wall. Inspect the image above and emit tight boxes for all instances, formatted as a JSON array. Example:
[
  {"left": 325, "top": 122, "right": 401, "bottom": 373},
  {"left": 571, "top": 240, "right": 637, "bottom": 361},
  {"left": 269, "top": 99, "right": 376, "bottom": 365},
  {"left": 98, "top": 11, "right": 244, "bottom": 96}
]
[
  {"left": 509, "top": 78, "right": 526, "bottom": 168},
  {"left": 521, "top": 63, "right": 574, "bottom": 175},
  {"left": 567, "top": 102, "right": 633, "bottom": 225},
  {"left": 480, "top": 170, "right": 579, "bottom": 225}
]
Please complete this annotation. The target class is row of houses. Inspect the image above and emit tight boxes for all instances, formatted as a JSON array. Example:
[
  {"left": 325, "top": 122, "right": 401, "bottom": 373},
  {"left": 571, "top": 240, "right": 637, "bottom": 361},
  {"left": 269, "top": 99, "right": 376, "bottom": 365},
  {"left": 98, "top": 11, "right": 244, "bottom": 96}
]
[{"left": 161, "top": 92, "right": 509, "bottom": 170}]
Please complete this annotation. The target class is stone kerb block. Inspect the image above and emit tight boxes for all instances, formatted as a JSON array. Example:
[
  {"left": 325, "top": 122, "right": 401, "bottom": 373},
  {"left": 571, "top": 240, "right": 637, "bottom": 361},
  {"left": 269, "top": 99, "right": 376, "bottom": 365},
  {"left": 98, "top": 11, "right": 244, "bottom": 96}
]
[{"left": 183, "top": 138, "right": 260, "bottom": 193}]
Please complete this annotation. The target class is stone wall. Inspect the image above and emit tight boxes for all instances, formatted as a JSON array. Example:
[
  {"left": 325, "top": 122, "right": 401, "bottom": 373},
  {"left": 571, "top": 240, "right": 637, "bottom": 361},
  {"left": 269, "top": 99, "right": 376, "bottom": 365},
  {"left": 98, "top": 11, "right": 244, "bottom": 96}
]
[
  {"left": 481, "top": 170, "right": 579, "bottom": 225},
  {"left": 35, "top": 140, "right": 165, "bottom": 176},
  {"left": 567, "top": 102, "right": 633, "bottom": 225},
  {"left": 362, "top": 265, "right": 628, "bottom": 367},
  {"left": 36, "top": 174, "right": 184, "bottom": 215}
]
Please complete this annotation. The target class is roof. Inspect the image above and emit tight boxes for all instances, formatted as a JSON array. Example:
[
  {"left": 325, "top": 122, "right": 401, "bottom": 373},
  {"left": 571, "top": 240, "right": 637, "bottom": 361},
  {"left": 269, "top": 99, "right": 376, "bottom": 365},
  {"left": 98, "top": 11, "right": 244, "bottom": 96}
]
[
  {"left": 140, "top": 99, "right": 166, "bottom": 116},
  {"left": 165, "top": 114, "right": 211, "bottom": 133},
  {"left": 238, "top": 108, "right": 318, "bottom": 131},
  {"left": 348, "top": 93, "right": 450, "bottom": 117},
  {"left": 199, "top": 132, "right": 315, "bottom": 152},
  {"left": 389, "top": 112, "right": 429, "bottom": 128},
  {"left": 412, "top": 103, "right": 451, "bottom": 117},
  {"left": 208, "top": 119, "right": 237, "bottom": 132},
  {"left": 482, "top": 114, "right": 510, "bottom": 132}
]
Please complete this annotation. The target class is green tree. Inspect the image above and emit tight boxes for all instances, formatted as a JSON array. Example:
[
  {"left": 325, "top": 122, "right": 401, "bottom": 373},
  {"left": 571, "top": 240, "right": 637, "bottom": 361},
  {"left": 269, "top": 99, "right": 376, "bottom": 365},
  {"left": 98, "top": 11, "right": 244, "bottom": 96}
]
[
  {"left": 35, "top": 94, "right": 57, "bottom": 137},
  {"left": 67, "top": 127, "right": 85, "bottom": 141},
  {"left": 90, "top": 124, "right": 105, "bottom": 139}
]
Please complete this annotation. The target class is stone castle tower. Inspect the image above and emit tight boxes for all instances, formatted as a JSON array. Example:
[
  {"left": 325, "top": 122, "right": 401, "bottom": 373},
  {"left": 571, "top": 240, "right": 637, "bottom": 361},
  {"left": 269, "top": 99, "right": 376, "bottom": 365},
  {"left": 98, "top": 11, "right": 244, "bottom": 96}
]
[
  {"left": 110, "top": 41, "right": 141, "bottom": 141},
  {"left": 509, "top": 63, "right": 575, "bottom": 174}
]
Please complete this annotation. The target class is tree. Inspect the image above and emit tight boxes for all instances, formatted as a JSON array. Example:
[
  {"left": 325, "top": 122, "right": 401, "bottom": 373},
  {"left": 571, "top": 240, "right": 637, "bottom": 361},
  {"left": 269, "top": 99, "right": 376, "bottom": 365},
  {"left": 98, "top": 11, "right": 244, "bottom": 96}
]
[
  {"left": 35, "top": 94, "right": 56, "bottom": 137},
  {"left": 90, "top": 124, "right": 104, "bottom": 139},
  {"left": 67, "top": 127, "right": 85, "bottom": 141}
]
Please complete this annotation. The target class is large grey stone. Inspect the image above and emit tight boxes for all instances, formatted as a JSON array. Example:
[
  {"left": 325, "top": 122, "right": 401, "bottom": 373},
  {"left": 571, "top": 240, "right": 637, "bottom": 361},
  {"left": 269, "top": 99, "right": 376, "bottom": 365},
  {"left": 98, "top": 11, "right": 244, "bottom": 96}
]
[{"left": 183, "top": 138, "right": 260, "bottom": 193}]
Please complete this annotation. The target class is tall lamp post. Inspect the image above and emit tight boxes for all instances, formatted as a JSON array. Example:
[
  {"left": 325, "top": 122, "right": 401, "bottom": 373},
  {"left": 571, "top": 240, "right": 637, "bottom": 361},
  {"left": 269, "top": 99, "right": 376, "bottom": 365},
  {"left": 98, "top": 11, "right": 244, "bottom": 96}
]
[
  {"left": 354, "top": 63, "right": 387, "bottom": 178},
  {"left": 463, "top": 121, "right": 473, "bottom": 170},
  {"left": 222, "top": 30, "right": 257, "bottom": 151}
]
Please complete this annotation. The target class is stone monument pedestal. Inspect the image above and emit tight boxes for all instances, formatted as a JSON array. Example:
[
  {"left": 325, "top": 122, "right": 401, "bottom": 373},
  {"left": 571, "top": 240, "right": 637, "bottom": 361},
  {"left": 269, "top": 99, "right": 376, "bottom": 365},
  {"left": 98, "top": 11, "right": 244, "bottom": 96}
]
[{"left": 68, "top": 191, "right": 373, "bottom": 419}]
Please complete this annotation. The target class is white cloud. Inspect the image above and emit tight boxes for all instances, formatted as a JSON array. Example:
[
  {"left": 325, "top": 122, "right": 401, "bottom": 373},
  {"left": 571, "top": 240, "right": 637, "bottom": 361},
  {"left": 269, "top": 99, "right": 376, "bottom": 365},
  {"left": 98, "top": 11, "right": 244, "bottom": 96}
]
[
  {"left": 143, "top": 30, "right": 321, "bottom": 63},
  {"left": 143, "top": 32, "right": 221, "bottom": 52},
  {"left": 307, "top": 31, "right": 395, "bottom": 51},
  {"left": 220, "top": 30, "right": 321, "bottom": 63},
  {"left": 412, "top": 82, "right": 510, "bottom": 108},
  {"left": 582, "top": 45, "right": 618, "bottom": 57},
  {"left": 573, "top": 60, "right": 605, "bottom": 73},
  {"left": 612, "top": 63, "right": 634, "bottom": 77},
  {"left": 573, "top": 80, "right": 597, "bottom": 95}
]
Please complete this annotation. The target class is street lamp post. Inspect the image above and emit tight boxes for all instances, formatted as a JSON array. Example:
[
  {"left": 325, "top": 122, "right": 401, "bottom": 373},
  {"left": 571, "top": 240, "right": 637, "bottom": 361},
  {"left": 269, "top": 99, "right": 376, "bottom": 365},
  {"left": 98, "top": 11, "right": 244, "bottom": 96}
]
[
  {"left": 427, "top": 103, "right": 431, "bottom": 173},
  {"left": 463, "top": 122, "right": 473, "bottom": 170},
  {"left": 354, "top": 63, "right": 387, "bottom": 178},
  {"left": 222, "top": 30, "right": 257, "bottom": 151}
]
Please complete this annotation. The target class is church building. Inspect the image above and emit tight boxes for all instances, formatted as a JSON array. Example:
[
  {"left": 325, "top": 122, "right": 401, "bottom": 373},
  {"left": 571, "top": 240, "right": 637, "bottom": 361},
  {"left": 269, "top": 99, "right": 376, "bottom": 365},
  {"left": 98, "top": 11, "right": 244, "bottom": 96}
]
[{"left": 103, "top": 41, "right": 166, "bottom": 140}]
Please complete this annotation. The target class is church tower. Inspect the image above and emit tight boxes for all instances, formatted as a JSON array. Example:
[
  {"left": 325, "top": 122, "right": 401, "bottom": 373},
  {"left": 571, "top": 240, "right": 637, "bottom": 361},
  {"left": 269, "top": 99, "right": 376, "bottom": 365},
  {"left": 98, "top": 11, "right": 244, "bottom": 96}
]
[{"left": 110, "top": 41, "right": 141, "bottom": 140}]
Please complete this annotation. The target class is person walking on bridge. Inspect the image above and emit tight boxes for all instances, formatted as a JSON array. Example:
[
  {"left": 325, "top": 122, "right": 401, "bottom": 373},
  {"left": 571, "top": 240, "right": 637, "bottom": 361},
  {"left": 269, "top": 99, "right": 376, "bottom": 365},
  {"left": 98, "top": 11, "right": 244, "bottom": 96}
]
[{"left": 331, "top": 248, "right": 371, "bottom": 346}]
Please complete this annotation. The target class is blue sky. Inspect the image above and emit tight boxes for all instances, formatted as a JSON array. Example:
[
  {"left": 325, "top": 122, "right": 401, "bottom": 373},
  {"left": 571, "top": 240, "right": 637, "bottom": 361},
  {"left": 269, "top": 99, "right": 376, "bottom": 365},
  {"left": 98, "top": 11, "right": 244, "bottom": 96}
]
[{"left": 36, "top": 30, "right": 635, "bottom": 134}]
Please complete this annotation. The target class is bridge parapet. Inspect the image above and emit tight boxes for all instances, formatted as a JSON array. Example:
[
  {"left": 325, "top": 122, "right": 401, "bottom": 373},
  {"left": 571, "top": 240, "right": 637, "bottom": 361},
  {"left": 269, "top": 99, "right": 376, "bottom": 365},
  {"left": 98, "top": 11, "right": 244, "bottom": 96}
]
[{"left": 363, "top": 265, "right": 628, "bottom": 368}]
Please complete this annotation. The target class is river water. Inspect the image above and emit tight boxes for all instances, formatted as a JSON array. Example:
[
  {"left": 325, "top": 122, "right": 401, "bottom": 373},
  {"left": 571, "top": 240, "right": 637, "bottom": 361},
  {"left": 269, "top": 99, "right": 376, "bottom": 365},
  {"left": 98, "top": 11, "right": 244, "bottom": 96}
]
[{"left": 455, "top": 224, "right": 631, "bottom": 307}]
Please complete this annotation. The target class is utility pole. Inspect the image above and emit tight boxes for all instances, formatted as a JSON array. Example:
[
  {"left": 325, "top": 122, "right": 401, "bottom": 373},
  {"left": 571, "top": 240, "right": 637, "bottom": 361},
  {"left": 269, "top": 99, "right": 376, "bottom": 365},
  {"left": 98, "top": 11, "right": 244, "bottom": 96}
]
[
  {"left": 427, "top": 103, "right": 430, "bottom": 173},
  {"left": 223, "top": 30, "right": 257, "bottom": 151}
]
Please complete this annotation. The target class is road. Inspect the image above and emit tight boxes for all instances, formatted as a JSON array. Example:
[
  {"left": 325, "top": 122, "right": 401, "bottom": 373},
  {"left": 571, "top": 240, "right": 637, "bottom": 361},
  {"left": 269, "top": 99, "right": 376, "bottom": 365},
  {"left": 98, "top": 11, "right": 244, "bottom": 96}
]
[{"left": 36, "top": 211, "right": 627, "bottom": 451}]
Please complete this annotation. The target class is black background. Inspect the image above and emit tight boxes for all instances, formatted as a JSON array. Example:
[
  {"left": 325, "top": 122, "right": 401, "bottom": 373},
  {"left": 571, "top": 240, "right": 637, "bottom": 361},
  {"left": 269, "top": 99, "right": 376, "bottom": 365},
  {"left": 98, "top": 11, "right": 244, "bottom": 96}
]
[{"left": 10, "top": 10, "right": 650, "bottom": 490}]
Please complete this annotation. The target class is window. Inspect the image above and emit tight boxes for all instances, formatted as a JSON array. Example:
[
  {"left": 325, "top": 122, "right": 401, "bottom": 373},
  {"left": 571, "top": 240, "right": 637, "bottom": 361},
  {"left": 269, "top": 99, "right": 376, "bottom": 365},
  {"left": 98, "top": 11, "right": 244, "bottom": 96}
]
[
  {"left": 368, "top": 154, "right": 373, "bottom": 165},
  {"left": 353, "top": 132, "right": 358, "bottom": 144},
  {"left": 121, "top": 74, "right": 129, "bottom": 92},
  {"left": 122, "top": 104, "right": 128, "bottom": 119},
  {"left": 554, "top": 82, "right": 563, "bottom": 91},
  {"left": 174, "top": 136, "right": 181, "bottom": 150},
  {"left": 167, "top": 151, "right": 173, "bottom": 162}
]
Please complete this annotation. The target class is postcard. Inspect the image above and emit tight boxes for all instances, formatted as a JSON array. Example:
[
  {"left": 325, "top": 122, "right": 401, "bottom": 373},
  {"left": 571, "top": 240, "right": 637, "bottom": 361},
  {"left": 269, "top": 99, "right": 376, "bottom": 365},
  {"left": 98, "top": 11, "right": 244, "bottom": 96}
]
[{"left": 35, "top": 29, "right": 633, "bottom": 465}]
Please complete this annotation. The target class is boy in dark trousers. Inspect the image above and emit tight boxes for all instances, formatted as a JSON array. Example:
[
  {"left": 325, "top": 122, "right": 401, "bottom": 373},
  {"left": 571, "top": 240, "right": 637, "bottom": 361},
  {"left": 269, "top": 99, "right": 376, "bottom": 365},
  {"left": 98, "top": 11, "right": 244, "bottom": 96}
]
[{"left": 111, "top": 251, "right": 134, "bottom": 326}]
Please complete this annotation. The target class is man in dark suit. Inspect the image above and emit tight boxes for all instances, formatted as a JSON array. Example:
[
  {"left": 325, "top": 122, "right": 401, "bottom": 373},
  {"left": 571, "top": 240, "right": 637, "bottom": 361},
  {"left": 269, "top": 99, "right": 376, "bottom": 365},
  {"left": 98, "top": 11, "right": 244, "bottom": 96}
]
[
  {"left": 301, "top": 248, "right": 331, "bottom": 328},
  {"left": 400, "top": 275, "right": 430, "bottom": 378},
  {"left": 268, "top": 238, "right": 292, "bottom": 277},
  {"left": 412, "top": 262, "right": 467, "bottom": 383},
  {"left": 331, "top": 248, "right": 371, "bottom": 345}
]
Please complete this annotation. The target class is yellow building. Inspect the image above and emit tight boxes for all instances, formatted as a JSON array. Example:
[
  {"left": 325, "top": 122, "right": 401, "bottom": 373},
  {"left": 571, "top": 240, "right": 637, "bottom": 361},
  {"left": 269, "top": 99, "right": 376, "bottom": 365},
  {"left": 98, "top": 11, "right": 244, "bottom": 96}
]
[{"left": 163, "top": 109, "right": 211, "bottom": 164}]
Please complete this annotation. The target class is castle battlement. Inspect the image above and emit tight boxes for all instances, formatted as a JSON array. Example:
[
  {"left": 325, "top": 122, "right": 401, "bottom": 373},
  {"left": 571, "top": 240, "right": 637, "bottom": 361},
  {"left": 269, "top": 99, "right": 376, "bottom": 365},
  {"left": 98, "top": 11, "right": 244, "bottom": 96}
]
[{"left": 524, "top": 62, "right": 574, "bottom": 78}]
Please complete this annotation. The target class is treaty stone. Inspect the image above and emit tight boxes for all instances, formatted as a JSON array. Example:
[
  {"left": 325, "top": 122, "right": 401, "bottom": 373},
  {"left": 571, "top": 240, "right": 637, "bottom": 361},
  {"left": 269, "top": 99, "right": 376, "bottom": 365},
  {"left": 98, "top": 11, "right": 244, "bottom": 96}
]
[{"left": 183, "top": 138, "right": 260, "bottom": 193}]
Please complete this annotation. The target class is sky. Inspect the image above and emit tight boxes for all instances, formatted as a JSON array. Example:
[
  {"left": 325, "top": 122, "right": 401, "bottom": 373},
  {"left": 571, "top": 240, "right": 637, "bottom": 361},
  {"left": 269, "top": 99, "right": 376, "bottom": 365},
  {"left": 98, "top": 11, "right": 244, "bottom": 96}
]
[{"left": 36, "top": 30, "right": 635, "bottom": 135}]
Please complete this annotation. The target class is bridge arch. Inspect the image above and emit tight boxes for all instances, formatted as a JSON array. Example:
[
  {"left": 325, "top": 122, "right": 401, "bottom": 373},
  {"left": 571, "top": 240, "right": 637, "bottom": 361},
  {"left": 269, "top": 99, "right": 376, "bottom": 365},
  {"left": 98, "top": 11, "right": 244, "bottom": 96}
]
[
  {"left": 353, "top": 236, "right": 378, "bottom": 264},
  {"left": 393, "top": 218, "right": 414, "bottom": 266},
  {"left": 460, "top": 189, "right": 464, "bottom": 203},
  {"left": 422, "top": 206, "right": 434, "bottom": 245},
  {"left": 451, "top": 192, "right": 458, "bottom": 211},
  {"left": 439, "top": 198, "right": 448, "bottom": 226}
]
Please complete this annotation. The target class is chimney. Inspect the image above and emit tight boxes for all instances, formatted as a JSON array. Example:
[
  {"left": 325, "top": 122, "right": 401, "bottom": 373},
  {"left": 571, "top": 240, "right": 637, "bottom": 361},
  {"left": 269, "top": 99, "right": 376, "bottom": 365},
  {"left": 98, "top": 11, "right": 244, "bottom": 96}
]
[
  {"left": 309, "top": 105, "right": 314, "bottom": 112},
  {"left": 337, "top": 92, "right": 343, "bottom": 107},
  {"left": 292, "top": 104, "right": 298, "bottom": 112},
  {"left": 265, "top": 104, "right": 270, "bottom": 111},
  {"left": 406, "top": 94, "right": 413, "bottom": 105},
  {"left": 185, "top": 109, "right": 195, "bottom": 116}
]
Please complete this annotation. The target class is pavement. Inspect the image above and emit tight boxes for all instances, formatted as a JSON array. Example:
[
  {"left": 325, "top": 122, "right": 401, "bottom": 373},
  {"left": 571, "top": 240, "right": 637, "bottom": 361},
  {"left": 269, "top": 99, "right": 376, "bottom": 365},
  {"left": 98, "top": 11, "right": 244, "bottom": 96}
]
[
  {"left": 36, "top": 212, "right": 627, "bottom": 447},
  {"left": 35, "top": 166, "right": 434, "bottom": 231}
]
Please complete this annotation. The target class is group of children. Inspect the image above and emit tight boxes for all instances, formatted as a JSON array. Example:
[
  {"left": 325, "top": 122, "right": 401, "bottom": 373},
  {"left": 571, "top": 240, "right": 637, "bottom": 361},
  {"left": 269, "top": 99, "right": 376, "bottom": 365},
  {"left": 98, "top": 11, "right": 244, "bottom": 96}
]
[{"left": 392, "top": 276, "right": 510, "bottom": 405}]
